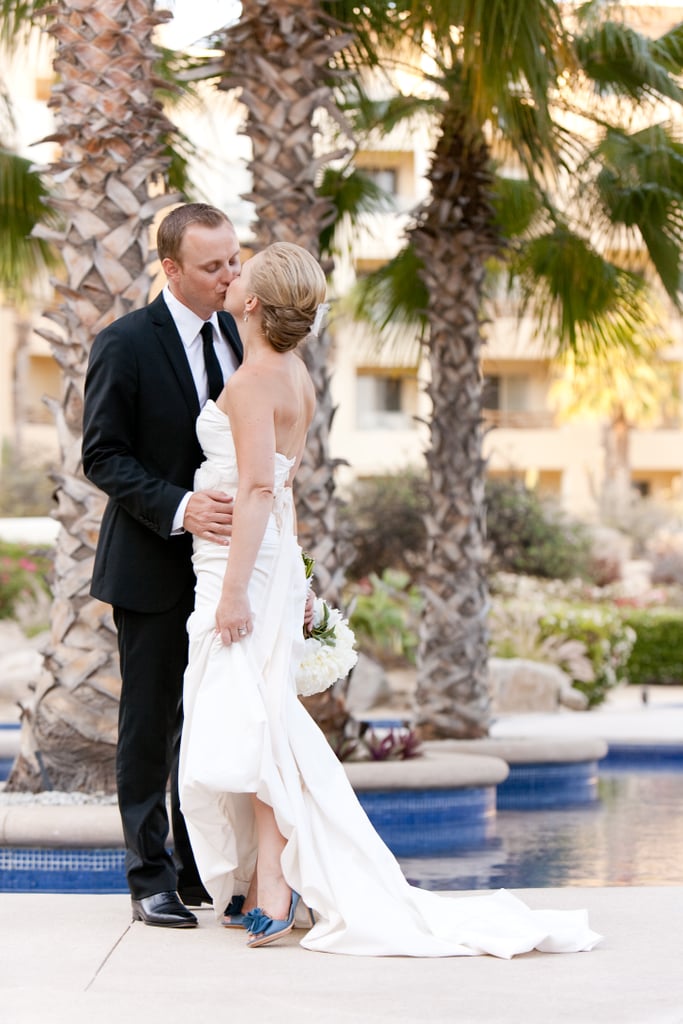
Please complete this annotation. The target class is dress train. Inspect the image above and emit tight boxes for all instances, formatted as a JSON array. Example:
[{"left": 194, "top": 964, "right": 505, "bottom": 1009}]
[{"left": 179, "top": 402, "right": 602, "bottom": 957}]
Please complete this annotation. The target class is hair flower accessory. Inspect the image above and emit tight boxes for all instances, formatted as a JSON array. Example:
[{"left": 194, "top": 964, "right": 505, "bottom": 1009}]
[
  {"left": 309, "top": 302, "right": 330, "bottom": 339},
  {"left": 295, "top": 552, "right": 358, "bottom": 697}
]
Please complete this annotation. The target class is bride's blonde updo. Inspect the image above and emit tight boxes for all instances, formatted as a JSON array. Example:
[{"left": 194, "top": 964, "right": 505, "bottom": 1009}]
[{"left": 248, "top": 242, "right": 327, "bottom": 353}]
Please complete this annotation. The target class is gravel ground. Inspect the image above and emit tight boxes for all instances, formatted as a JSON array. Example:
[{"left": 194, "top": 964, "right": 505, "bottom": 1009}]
[{"left": 0, "top": 787, "right": 117, "bottom": 805}]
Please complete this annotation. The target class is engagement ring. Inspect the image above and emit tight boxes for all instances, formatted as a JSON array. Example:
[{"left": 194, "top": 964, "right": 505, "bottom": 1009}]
[{"left": 238, "top": 627, "right": 247, "bottom": 636}]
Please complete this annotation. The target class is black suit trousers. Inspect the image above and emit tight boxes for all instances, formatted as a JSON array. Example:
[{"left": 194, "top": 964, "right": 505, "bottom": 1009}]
[{"left": 113, "top": 586, "right": 202, "bottom": 899}]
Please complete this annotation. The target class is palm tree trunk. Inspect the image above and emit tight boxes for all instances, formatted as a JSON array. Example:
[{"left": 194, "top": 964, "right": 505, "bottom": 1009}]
[
  {"left": 7, "top": 0, "right": 178, "bottom": 792},
  {"left": 217, "top": 0, "right": 351, "bottom": 605},
  {"left": 601, "top": 405, "right": 632, "bottom": 519},
  {"left": 410, "top": 111, "right": 500, "bottom": 739},
  {"left": 216, "top": 1, "right": 355, "bottom": 731}
]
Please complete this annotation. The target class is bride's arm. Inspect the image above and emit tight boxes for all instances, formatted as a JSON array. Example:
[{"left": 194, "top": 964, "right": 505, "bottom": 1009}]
[{"left": 214, "top": 370, "right": 276, "bottom": 645}]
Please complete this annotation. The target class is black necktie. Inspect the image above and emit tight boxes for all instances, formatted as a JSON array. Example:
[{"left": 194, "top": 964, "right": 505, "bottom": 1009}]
[{"left": 200, "top": 321, "right": 224, "bottom": 401}]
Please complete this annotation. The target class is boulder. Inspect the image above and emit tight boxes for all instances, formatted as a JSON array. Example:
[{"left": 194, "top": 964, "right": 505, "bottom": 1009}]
[
  {"left": 489, "top": 657, "right": 588, "bottom": 713},
  {"left": 0, "top": 621, "right": 44, "bottom": 711},
  {"left": 345, "top": 652, "right": 392, "bottom": 712}
]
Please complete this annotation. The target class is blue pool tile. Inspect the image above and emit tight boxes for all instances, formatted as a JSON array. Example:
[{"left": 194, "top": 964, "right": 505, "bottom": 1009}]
[
  {"left": 0, "top": 847, "right": 127, "bottom": 894},
  {"left": 358, "top": 786, "right": 497, "bottom": 856},
  {"left": 496, "top": 761, "right": 601, "bottom": 809},
  {"left": 602, "top": 743, "right": 683, "bottom": 769}
]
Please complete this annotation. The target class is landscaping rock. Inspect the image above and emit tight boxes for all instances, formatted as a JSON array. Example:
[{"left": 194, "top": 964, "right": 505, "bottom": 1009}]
[
  {"left": 345, "top": 652, "right": 392, "bottom": 712},
  {"left": 489, "top": 657, "right": 588, "bottom": 713},
  {"left": 0, "top": 621, "right": 45, "bottom": 713}
]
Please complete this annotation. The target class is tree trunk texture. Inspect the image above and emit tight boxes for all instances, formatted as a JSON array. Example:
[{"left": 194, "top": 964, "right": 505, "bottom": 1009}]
[
  {"left": 7, "top": 0, "right": 179, "bottom": 792},
  {"left": 217, "top": 0, "right": 352, "bottom": 608},
  {"left": 600, "top": 405, "right": 632, "bottom": 520},
  {"left": 410, "top": 111, "right": 500, "bottom": 740}
]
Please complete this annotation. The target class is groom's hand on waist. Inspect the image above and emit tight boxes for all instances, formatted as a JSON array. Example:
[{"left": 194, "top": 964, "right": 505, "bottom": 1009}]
[{"left": 184, "top": 490, "right": 234, "bottom": 543}]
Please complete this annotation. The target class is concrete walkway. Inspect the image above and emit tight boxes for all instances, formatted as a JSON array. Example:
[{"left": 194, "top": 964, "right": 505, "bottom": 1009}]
[
  {"left": 491, "top": 681, "right": 683, "bottom": 744},
  {"left": 3, "top": 684, "right": 683, "bottom": 1023},
  {"left": 2, "top": 887, "right": 681, "bottom": 1024}
]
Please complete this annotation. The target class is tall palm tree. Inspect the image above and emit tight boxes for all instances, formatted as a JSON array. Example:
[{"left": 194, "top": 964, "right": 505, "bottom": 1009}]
[
  {"left": 0, "top": 146, "right": 59, "bottom": 455},
  {"left": 200, "top": 0, "right": 367, "bottom": 735},
  {"left": 335, "top": 1, "right": 683, "bottom": 737},
  {"left": 6, "top": 0, "right": 181, "bottom": 792},
  {"left": 550, "top": 336, "right": 681, "bottom": 522},
  {"left": 0, "top": 34, "right": 60, "bottom": 452},
  {"left": 200, "top": 0, "right": 352, "bottom": 605},
  {"left": 1, "top": 0, "right": 386, "bottom": 784}
]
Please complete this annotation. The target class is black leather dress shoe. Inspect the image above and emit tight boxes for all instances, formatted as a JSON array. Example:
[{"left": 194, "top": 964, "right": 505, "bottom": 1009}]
[
  {"left": 131, "top": 891, "right": 198, "bottom": 928},
  {"left": 178, "top": 884, "right": 213, "bottom": 907}
]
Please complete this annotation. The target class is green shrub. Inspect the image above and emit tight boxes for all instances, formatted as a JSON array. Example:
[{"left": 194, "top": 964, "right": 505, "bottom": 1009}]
[
  {"left": 621, "top": 607, "right": 683, "bottom": 686},
  {"left": 0, "top": 442, "right": 56, "bottom": 517},
  {"left": 340, "top": 473, "right": 593, "bottom": 584},
  {"left": 538, "top": 603, "right": 636, "bottom": 707},
  {"left": 346, "top": 569, "right": 422, "bottom": 666},
  {"left": 339, "top": 470, "right": 428, "bottom": 580},
  {"left": 485, "top": 479, "right": 593, "bottom": 580},
  {"left": 0, "top": 540, "right": 52, "bottom": 620}
]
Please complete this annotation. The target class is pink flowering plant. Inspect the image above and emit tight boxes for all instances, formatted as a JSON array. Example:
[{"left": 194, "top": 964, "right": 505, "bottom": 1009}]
[{"left": 0, "top": 542, "right": 51, "bottom": 620}]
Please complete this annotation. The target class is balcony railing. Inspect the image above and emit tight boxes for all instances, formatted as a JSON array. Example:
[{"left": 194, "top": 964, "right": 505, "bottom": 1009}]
[{"left": 483, "top": 409, "right": 556, "bottom": 429}]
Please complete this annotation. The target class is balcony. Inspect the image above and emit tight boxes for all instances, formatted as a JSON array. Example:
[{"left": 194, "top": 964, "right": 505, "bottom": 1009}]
[{"left": 483, "top": 409, "right": 556, "bottom": 429}]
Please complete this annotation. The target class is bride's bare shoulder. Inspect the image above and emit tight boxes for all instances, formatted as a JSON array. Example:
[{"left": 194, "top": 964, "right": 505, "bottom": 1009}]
[{"left": 291, "top": 351, "right": 314, "bottom": 395}]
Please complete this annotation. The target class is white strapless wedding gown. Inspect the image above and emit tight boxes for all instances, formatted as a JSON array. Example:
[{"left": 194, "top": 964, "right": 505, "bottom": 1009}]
[{"left": 179, "top": 401, "right": 602, "bottom": 957}]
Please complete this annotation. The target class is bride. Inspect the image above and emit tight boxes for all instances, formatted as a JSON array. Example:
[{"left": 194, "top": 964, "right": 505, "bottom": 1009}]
[{"left": 178, "top": 241, "right": 602, "bottom": 957}]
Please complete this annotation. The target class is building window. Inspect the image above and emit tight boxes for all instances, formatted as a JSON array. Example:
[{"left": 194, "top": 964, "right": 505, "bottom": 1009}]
[
  {"left": 483, "top": 374, "right": 530, "bottom": 412},
  {"left": 482, "top": 375, "right": 501, "bottom": 411},
  {"left": 356, "top": 370, "right": 417, "bottom": 429},
  {"left": 482, "top": 373, "right": 552, "bottom": 428},
  {"left": 362, "top": 167, "right": 398, "bottom": 196}
]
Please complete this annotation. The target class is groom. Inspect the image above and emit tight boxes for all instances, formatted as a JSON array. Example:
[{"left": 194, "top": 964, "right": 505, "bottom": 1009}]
[{"left": 83, "top": 203, "right": 243, "bottom": 927}]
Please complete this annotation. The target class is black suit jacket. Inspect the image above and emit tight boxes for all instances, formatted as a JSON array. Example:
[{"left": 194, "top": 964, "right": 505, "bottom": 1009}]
[{"left": 82, "top": 293, "right": 243, "bottom": 613}]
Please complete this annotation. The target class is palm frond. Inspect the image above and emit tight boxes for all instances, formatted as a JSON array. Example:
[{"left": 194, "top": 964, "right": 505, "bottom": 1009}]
[
  {"left": 491, "top": 89, "right": 562, "bottom": 172},
  {"left": 0, "top": 148, "right": 59, "bottom": 301},
  {"left": 351, "top": 245, "right": 428, "bottom": 336},
  {"left": 514, "top": 225, "right": 651, "bottom": 356},
  {"left": 317, "top": 165, "right": 397, "bottom": 257},
  {"left": 491, "top": 174, "right": 544, "bottom": 240},
  {"left": 651, "top": 21, "right": 683, "bottom": 76},
  {"left": 593, "top": 124, "right": 683, "bottom": 303},
  {"left": 322, "top": 0, "right": 392, "bottom": 69},
  {"left": 0, "top": 84, "right": 15, "bottom": 139},
  {"left": 459, "top": 0, "right": 569, "bottom": 114},
  {"left": 340, "top": 88, "right": 437, "bottom": 138},
  {"left": 574, "top": 19, "right": 683, "bottom": 105},
  {"left": 0, "top": 0, "right": 41, "bottom": 49}
]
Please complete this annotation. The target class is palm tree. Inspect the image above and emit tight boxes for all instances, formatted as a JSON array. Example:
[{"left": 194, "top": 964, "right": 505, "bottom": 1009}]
[
  {"left": 0, "top": 146, "right": 58, "bottom": 456},
  {"left": 0, "top": 32, "right": 60, "bottom": 455},
  {"left": 201, "top": 0, "right": 353, "bottom": 605},
  {"left": 549, "top": 334, "right": 681, "bottom": 522},
  {"left": 6, "top": 0, "right": 181, "bottom": 792},
  {"left": 1, "top": 0, "right": 384, "bottom": 783},
  {"left": 198, "top": 0, "right": 376, "bottom": 735},
  {"left": 333, "top": 1, "right": 683, "bottom": 737}
]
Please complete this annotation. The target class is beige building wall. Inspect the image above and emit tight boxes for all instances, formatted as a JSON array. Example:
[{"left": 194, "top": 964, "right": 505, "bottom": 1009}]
[
  {"left": 3, "top": 6, "right": 683, "bottom": 525},
  {"left": 1, "top": 36, "right": 60, "bottom": 472}
]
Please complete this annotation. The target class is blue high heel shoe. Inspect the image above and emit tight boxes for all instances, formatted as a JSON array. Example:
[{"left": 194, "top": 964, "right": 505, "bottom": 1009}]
[
  {"left": 221, "top": 894, "right": 246, "bottom": 928},
  {"left": 243, "top": 891, "right": 300, "bottom": 948}
]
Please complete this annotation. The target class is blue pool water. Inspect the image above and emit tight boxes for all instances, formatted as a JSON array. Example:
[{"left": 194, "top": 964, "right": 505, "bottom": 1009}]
[
  {"left": 2, "top": 745, "right": 683, "bottom": 892},
  {"left": 399, "top": 764, "right": 683, "bottom": 890}
]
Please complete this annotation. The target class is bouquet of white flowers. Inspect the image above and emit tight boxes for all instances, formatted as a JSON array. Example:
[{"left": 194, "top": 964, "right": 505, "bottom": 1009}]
[{"left": 295, "top": 554, "right": 358, "bottom": 697}]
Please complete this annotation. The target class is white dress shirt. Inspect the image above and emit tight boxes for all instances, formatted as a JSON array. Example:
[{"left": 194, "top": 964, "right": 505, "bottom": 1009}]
[{"left": 162, "top": 285, "right": 240, "bottom": 532}]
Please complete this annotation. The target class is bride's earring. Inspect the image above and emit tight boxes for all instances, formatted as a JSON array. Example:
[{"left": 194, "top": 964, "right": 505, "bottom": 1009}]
[{"left": 243, "top": 311, "right": 249, "bottom": 323}]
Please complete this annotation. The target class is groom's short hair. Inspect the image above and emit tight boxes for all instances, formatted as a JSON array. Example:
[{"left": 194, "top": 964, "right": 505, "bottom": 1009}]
[{"left": 157, "top": 203, "right": 234, "bottom": 263}]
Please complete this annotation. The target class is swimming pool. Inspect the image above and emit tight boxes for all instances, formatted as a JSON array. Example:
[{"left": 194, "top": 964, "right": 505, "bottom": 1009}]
[
  {"left": 399, "top": 762, "right": 683, "bottom": 890},
  {"left": 2, "top": 746, "right": 682, "bottom": 892}
]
